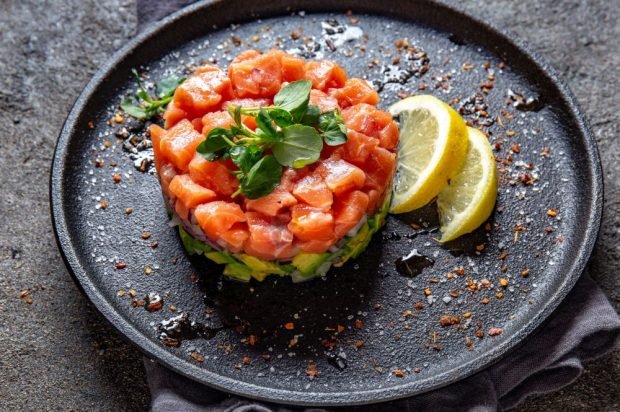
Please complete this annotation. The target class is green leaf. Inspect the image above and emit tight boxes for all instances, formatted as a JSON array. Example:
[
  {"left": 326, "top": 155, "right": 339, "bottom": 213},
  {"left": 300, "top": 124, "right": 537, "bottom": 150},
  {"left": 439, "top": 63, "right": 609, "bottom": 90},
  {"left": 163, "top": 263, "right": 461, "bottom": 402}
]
[
  {"left": 232, "top": 106, "right": 243, "bottom": 127},
  {"left": 157, "top": 75, "right": 185, "bottom": 99},
  {"left": 120, "top": 97, "right": 147, "bottom": 120},
  {"left": 256, "top": 109, "right": 277, "bottom": 138},
  {"left": 300, "top": 104, "right": 321, "bottom": 126},
  {"left": 240, "top": 155, "right": 283, "bottom": 199},
  {"left": 273, "top": 124, "right": 323, "bottom": 168},
  {"left": 273, "top": 80, "right": 312, "bottom": 114},
  {"left": 196, "top": 128, "right": 234, "bottom": 160},
  {"left": 229, "top": 145, "right": 263, "bottom": 173},
  {"left": 268, "top": 108, "right": 294, "bottom": 128},
  {"left": 318, "top": 110, "right": 348, "bottom": 146}
]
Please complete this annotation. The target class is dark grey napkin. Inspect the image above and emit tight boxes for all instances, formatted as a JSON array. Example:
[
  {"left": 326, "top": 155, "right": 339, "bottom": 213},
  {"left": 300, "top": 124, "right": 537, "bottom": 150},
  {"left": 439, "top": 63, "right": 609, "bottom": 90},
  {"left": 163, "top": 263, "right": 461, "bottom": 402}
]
[{"left": 137, "top": 2, "right": 619, "bottom": 410}]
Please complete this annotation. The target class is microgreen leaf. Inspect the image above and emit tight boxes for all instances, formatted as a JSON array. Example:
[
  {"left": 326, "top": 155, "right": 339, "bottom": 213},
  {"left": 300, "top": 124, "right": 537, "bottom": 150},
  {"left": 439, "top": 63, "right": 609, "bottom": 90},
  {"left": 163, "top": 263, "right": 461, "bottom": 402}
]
[
  {"left": 300, "top": 104, "right": 321, "bottom": 126},
  {"left": 232, "top": 106, "right": 243, "bottom": 127},
  {"left": 196, "top": 128, "right": 235, "bottom": 160},
  {"left": 274, "top": 80, "right": 312, "bottom": 116},
  {"left": 273, "top": 124, "right": 323, "bottom": 168},
  {"left": 156, "top": 75, "right": 186, "bottom": 99},
  {"left": 318, "top": 110, "right": 348, "bottom": 146},
  {"left": 240, "top": 155, "right": 283, "bottom": 199},
  {"left": 229, "top": 145, "right": 264, "bottom": 174},
  {"left": 268, "top": 108, "right": 294, "bottom": 128},
  {"left": 121, "top": 69, "right": 184, "bottom": 120},
  {"left": 256, "top": 109, "right": 278, "bottom": 138},
  {"left": 120, "top": 96, "right": 148, "bottom": 120}
]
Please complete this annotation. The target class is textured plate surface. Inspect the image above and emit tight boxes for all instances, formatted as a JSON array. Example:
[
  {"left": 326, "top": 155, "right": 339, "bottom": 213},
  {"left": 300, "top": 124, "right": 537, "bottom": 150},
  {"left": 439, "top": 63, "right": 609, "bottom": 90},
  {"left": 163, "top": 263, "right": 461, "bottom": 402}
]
[{"left": 50, "top": 0, "right": 602, "bottom": 406}]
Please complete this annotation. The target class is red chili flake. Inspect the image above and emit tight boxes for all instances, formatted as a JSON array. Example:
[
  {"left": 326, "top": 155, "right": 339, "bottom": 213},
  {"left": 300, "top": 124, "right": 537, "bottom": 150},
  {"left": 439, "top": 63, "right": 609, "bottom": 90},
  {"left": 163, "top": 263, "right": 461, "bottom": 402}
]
[
  {"left": 100, "top": 200, "right": 108, "bottom": 209},
  {"left": 540, "top": 147, "right": 551, "bottom": 157},
  {"left": 392, "top": 368, "right": 406, "bottom": 378},
  {"left": 115, "top": 262, "right": 127, "bottom": 269},
  {"left": 475, "top": 329, "right": 485, "bottom": 338},
  {"left": 88, "top": 121, "right": 95, "bottom": 129},
  {"left": 242, "top": 356, "right": 252, "bottom": 365},
  {"left": 465, "top": 336, "right": 474, "bottom": 350},
  {"left": 511, "top": 143, "right": 520, "bottom": 153},
  {"left": 284, "top": 322, "right": 294, "bottom": 330},
  {"left": 354, "top": 319, "right": 363, "bottom": 329},
  {"left": 142, "top": 232, "right": 152, "bottom": 240},
  {"left": 19, "top": 290, "right": 31, "bottom": 299},
  {"left": 488, "top": 327, "right": 503, "bottom": 336},
  {"left": 354, "top": 340, "right": 365, "bottom": 348},
  {"left": 306, "top": 361, "right": 319, "bottom": 379},
  {"left": 439, "top": 315, "right": 461, "bottom": 326},
  {"left": 498, "top": 62, "right": 506, "bottom": 69},
  {"left": 337, "top": 324, "right": 345, "bottom": 334},
  {"left": 321, "top": 339, "right": 337, "bottom": 349},
  {"left": 248, "top": 335, "right": 257, "bottom": 346},
  {"left": 190, "top": 352, "right": 204, "bottom": 363},
  {"left": 481, "top": 297, "right": 490, "bottom": 305},
  {"left": 414, "top": 302, "right": 425, "bottom": 310},
  {"left": 521, "top": 268, "right": 530, "bottom": 277},
  {"left": 449, "top": 290, "right": 459, "bottom": 298},
  {"left": 454, "top": 267, "right": 465, "bottom": 276},
  {"left": 547, "top": 208, "right": 558, "bottom": 217},
  {"left": 125, "top": 207, "right": 133, "bottom": 215},
  {"left": 112, "top": 174, "right": 122, "bottom": 183},
  {"left": 150, "top": 241, "right": 159, "bottom": 249},
  {"left": 94, "top": 159, "right": 104, "bottom": 168}
]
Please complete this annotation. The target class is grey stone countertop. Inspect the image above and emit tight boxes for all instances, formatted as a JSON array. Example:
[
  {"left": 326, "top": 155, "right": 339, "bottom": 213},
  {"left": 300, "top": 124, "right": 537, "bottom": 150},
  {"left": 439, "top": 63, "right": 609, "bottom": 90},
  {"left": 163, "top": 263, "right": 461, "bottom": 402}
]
[{"left": 0, "top": 0, "right": 617, "bottom": 410}]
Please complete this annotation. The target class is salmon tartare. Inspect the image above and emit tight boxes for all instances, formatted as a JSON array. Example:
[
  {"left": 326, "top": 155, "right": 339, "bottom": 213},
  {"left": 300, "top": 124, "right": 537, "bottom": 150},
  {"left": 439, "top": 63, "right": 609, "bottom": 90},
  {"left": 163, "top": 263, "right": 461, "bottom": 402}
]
[{"left": 148, "top": 49, "right": 398, "bottom": 281}]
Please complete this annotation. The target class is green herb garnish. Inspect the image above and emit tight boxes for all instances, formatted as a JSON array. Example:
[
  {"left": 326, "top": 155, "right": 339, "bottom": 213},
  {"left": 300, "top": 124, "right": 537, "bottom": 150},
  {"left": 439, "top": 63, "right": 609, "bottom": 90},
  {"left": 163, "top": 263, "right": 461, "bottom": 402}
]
[
  {"left": 196, "top": 80, "right": 349, "bottom": 199},
  {"left": 120, "top": 69, "right": 185, "bottom": 120}
]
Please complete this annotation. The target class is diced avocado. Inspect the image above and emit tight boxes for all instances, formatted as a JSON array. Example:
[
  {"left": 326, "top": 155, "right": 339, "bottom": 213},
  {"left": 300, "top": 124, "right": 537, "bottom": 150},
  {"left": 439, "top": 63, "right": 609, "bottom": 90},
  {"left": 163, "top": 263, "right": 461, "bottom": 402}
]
[
  {"left": 292, "top": 252, "right": 331, "bottom": 276},
  {"left": 237, "top": 254, "right": 293, "bottom": 276},
  {"left": 223, "top": 262, "right": 252, "bottom": 282},
  {"left": 335, "top": 222, "right": 371, "bottom": 267},
  {"left": 178, "top": 226, "right": 212, "bottom": 255},
  {"left": 205, "top": 251, "right": 236, "bottom": 264}
]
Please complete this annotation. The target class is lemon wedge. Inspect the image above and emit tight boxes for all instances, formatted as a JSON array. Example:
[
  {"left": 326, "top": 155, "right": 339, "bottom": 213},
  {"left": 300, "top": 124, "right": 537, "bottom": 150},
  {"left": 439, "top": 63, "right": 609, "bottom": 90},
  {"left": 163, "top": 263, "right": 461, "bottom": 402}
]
[
  {"left": 437, "top": 127, "right": 498, "bottom": 242},
  {"left": 389, "top": 95, "right": 468, "bottom": 213}
]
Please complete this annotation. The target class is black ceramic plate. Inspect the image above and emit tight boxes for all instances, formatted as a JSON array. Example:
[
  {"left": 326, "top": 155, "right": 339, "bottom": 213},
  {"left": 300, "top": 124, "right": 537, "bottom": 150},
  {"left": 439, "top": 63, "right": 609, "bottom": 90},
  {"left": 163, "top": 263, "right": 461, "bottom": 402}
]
[{"left": 50, "top": 0, "right": 602, "bottom": 406}]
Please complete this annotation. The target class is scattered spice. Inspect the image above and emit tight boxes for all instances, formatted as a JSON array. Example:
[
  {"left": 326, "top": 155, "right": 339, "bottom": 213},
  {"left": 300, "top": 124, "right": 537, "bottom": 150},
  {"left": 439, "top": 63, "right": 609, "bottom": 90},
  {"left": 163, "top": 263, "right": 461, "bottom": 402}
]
[
  {"left": 115, "top": 262, "right": 127, "bottom": 269},
  {"left": 488, "top": 327, "right": 503, "bottom": 337},
  {"left": 439, "top": 315, "right": 461, "bottom": 326},
  {"left": 190, "top": 352, "right": 205, "bottom": 362},
  {"left": 112, "top": 174, "right": 122, "bottom": 183},
  {"left": 306, "top": 360, "right": 319, "bottom": 379},
  {"left": 547, "top": 208, "right": 558, "bottom": 217},
  {"left": 284, "top": 322, "right": 294, "bottom": 330},
  {"left": 393, "top": 368, "right": 406, "bottom": 378}
]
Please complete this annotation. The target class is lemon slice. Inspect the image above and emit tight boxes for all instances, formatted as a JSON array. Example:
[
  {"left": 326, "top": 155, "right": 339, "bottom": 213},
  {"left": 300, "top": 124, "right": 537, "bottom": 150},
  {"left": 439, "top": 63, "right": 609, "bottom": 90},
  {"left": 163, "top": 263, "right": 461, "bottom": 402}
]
[
  {"left": 437, "top": 127, "right": 498, "bottom": 242},
  {"left": 389, "top": 95, "right": 468, "bottom": 213}
]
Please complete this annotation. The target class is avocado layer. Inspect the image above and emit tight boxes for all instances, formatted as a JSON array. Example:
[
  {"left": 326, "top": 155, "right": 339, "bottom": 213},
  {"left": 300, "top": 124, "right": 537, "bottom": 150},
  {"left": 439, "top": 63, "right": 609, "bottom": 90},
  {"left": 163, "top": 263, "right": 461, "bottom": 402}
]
[{"left": 177, "top": 193, "right": 391, "bottom": 282}]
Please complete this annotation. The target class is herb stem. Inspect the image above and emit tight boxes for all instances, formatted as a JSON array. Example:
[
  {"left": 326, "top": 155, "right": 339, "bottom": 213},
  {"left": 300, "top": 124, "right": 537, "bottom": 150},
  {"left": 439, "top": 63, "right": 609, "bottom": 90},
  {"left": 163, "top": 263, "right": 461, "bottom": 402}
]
[{"left": 230, "top": 187, "right": 242, "bottom": 198}]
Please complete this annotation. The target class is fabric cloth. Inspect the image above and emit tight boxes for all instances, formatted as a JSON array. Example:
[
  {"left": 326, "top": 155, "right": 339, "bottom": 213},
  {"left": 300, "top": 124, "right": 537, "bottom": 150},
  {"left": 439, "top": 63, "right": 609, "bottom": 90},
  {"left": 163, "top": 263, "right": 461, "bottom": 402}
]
[{"left": 137, "top": 2, "right": 619, "bottom": 410}]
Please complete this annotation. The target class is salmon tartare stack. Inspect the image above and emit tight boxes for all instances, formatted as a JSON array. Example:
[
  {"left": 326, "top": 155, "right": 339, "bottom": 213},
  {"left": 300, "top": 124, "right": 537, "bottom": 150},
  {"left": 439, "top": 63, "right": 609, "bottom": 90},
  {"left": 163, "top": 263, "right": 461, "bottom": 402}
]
[{"left": 148, "top": 49, "right": 398, "bottom": 281}]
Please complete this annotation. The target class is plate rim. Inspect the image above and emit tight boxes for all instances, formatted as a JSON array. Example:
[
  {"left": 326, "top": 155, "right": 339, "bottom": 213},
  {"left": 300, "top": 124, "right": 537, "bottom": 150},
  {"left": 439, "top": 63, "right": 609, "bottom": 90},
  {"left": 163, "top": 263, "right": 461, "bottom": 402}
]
[{"left": 50, "top": 0, "right": 603, "bottom": 406}]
